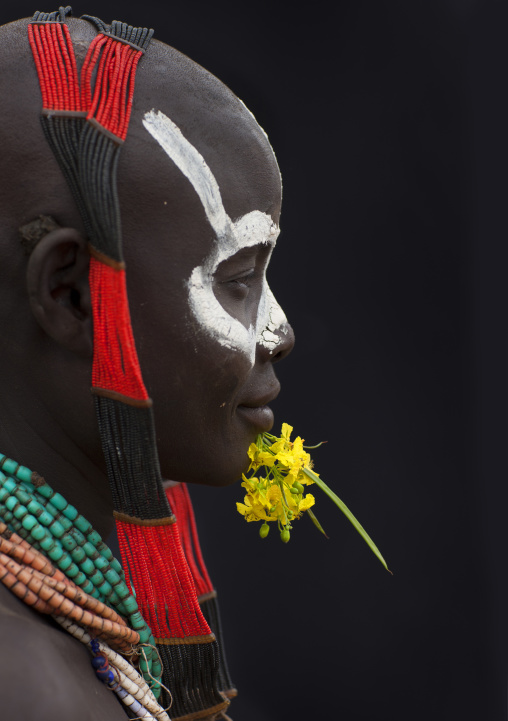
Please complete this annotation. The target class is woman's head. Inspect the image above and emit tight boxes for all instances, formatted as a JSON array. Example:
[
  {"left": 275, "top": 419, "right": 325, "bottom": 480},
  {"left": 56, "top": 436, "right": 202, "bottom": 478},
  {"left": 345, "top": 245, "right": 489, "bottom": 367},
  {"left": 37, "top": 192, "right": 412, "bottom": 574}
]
[{"left": 0, "top": 15, "right": 293, "bottom": 492}]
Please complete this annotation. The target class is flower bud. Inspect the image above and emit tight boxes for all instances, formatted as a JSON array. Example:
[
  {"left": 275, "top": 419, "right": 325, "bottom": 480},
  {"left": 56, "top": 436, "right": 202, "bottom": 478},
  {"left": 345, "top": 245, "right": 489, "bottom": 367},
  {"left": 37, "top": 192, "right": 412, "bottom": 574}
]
[
  {"left": 293, "top": 481, "right": 305, "bottom": 493},
  {"left": 280, "top": 528, "right": 290, "bottom": 543},
  {"left": 259, "top": 523, "right": 270, "bottom": 538}
]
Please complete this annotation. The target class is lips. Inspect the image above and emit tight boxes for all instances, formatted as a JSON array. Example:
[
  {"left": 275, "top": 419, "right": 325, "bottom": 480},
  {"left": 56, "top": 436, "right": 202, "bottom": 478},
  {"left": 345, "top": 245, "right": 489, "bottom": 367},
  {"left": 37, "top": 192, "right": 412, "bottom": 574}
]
[{"left": 236, "top": 383, "right": 280, "bottom": 432}]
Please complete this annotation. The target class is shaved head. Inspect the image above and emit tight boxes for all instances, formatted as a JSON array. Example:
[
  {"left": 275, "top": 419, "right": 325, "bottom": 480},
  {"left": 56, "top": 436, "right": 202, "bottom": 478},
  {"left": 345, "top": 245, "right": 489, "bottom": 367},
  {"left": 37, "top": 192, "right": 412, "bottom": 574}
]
[{"left": 0, "top": 15, "right": 291, "bottom": 513}]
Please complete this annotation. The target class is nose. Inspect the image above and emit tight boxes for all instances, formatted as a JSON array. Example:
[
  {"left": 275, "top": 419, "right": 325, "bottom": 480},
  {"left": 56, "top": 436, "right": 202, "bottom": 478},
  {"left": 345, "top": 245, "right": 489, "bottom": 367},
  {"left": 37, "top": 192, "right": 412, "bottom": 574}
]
[{"left": 268, "top": 321, "right": 295, "bottom": 363}]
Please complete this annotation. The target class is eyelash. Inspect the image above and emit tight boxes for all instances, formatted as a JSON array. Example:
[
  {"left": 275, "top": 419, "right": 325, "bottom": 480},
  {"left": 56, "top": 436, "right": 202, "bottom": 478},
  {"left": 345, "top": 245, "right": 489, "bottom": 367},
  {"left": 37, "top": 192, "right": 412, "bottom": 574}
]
[{"left": 225, "top": 268, "right": 256, "bottom": 288}]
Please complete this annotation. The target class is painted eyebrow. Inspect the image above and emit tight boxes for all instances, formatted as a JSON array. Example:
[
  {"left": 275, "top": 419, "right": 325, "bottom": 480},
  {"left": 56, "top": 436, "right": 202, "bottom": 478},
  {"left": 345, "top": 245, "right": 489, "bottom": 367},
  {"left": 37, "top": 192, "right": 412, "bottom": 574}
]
[{"left": 142, "top": 109, "right": 231, "bottom": 239}]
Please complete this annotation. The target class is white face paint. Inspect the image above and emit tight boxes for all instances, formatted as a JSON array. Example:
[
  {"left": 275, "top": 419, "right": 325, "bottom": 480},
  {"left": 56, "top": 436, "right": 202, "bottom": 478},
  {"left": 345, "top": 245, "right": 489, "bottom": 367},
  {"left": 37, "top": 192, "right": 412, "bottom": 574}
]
[{"left": 142, "top": 109, "right": 287, "bottom": 365}]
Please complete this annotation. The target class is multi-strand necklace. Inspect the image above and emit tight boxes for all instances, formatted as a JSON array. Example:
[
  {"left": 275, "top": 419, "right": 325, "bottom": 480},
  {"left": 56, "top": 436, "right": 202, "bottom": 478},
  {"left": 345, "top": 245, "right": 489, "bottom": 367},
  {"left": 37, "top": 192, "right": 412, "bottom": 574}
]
[{"left": 0, "top": 451, "right": 170, "bottom": 719}]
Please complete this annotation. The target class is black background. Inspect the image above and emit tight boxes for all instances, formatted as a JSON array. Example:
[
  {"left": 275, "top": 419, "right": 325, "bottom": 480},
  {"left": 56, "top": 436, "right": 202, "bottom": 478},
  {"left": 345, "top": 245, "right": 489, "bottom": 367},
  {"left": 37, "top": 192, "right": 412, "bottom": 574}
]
[{"left": 2, "top": 2, "right": 508, "bottom": 719}]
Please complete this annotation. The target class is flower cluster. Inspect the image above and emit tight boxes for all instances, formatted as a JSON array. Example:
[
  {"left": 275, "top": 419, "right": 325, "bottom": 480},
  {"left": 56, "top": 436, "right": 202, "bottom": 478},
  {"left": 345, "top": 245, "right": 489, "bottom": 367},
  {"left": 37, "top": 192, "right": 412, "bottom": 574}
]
[
  {"left": 236, "top": 423, "right": 391, "bottom": 572},
  {"left": 236, "top": 423, "right": 317, "bottom": 542}
]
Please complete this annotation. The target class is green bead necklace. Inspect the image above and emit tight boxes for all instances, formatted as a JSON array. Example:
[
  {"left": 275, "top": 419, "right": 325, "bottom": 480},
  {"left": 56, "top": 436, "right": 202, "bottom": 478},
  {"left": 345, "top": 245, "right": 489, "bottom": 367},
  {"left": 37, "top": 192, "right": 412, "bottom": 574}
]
[{"left": 0, "top": 453, "right": 163, "bottom": 694}]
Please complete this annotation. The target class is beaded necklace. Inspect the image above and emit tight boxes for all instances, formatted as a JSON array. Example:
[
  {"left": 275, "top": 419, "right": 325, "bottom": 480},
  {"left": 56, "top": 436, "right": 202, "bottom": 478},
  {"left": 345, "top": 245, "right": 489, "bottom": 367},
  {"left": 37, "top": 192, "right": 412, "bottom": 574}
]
[{"left": 0, "top": 452, "right": 162, "bottom": 695}]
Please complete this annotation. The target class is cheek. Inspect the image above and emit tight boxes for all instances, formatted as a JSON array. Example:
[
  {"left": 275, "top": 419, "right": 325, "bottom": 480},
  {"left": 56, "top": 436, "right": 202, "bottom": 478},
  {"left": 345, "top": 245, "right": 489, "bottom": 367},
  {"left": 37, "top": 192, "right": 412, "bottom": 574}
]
[{"left": 188, "top": 265, "right": 256, "bottom": 363}]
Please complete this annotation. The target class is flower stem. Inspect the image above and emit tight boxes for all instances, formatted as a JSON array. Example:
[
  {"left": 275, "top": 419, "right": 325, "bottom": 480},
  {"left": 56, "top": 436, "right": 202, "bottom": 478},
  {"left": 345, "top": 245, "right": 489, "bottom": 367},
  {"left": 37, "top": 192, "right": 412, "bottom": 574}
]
[{"left": 302, "top": 467, "right": 391, "bottom": 573}]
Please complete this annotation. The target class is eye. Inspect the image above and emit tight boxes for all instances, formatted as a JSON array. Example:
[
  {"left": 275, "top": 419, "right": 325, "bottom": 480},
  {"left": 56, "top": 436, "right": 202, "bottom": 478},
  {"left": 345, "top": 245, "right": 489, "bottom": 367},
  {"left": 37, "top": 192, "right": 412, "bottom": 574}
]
[{"left": 220, "top": 268, "right": 257, "bottom": 300}]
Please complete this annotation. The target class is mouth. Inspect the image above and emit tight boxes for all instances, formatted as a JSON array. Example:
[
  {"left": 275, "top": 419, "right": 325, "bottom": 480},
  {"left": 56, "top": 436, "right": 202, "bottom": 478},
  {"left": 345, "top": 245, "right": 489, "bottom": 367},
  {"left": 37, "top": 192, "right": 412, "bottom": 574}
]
[{"left": 236, "top": 385, "right": 280, "bottom": 433}]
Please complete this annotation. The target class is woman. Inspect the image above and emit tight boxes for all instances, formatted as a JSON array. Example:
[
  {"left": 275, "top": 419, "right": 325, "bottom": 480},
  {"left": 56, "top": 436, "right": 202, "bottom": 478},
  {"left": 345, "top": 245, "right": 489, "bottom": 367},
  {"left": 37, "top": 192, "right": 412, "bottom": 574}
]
[{"left": 0, "top": 8, "right": 293, "bottom": 719}]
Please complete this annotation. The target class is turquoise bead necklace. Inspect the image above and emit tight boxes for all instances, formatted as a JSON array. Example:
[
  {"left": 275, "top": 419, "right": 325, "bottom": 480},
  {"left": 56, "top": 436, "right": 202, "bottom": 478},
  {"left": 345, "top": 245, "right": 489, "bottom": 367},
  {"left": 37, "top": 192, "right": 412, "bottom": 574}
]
[{"left": 0, "top": 452, "right": 163, "bottom": 695}]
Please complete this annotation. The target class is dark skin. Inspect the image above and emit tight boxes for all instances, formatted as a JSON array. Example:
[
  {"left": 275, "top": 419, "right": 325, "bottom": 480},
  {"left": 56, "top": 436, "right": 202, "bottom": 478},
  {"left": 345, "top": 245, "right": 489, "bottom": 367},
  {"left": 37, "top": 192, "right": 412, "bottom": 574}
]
[{"left": 0, "top": 17, "right": 294, "bottom": 720}]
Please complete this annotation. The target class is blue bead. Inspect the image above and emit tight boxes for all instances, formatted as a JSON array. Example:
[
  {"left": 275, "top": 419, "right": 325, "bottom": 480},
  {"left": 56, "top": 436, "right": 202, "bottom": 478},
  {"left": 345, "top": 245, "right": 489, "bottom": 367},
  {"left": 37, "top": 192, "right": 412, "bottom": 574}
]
[{"left": 92, "top": 655, "right": 107, "bottom": 669}]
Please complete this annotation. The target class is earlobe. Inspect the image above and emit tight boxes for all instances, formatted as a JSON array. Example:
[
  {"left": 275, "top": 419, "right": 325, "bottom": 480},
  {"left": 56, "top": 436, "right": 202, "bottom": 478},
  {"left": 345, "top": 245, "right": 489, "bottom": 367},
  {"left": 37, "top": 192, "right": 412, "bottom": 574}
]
[{"left": 26, "top": 227, "right": 93, "bottom": 357}]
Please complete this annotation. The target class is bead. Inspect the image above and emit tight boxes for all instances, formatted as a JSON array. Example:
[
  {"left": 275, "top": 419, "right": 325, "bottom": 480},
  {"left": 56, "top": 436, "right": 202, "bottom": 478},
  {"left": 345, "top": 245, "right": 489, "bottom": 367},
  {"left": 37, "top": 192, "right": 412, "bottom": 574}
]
[
  {"left": 87, "top": 530, "right": 102, "bottom": 546},
  {"left": 48, "top": 545, "right": 64, "bottom": 562},
  {"left": 130, "top": 612, "right": 147, "bottom": 630},
  {"left": 16, "top": 466, "right": 33, "bottom": 483},
  {"left": 49, "top": 520, "right": 65, "bottom": 538},
  {"left": 13, "top": 487, "right": 31, "bottom": 505},
  {"left": 0, "top": 457, "right": 20, "bottom": 476},
  {"left": 31, "top": 524, "right": 46, "bottom": 541},
  {"left": 58, "top": 554, "right": 72, "bottom": 571},
  {"left": 73, "top": 570, "right": 87, "bottom": 586},
  {"left": 33, "top": 483, "right": 52, "bottom": 499},
  {"left": 65, "top": 562, "right": 79, "bottom": 578},
  {"left": 38, "top": 500, "right": 57, "bottom": 519},
  {"left": 74, "top": 515, "right": 92, "bottom": 534},
  {"left": 97, "top": 579, "right": 114, "bottom": 598},
  {"left": 138, "top": 627, "right": 152, "bottom": 644},
  {"left": 83, "top": 541, "right": 99, "bottom": 559},
  {"left": 62, "top": 503, "right": 78, "bottom": 521},
  {"left": 81, "top": 578, "right": 96, "bottom": 596},
  {"left": 2, "top": 479, "right": 16, "bottom": 494},
  {"left": 22, "top": 515, "right": 37, "bottom": 532},
  {"left": 112, "top": 583, "right": 130, "bottom": 602},
  {"left": 4, "top": 497, "right": 18, "bottom": 512},
  {"left": 92, "top": 655, "right": 107, "bottom": 670},
  {"left": 70, "top": 546, "right": 86, "bottom": 563},
  {"left": 89, "top": 570, "right": 104, "bottom": 586},
  {"left": 50, "top": 492, "right": 67, "bottom": 512},
  {"left": 79, "top": 557, "right": 95, "bottom": 575},
  {"left": 104, "top": 568, "right": 121, "bottom": 585},
  {"left": 14, "top": 505, "right": 28, "bottom": 520},
  {"left": 94, "top": 555, "right": 108, "bottom": 570}
]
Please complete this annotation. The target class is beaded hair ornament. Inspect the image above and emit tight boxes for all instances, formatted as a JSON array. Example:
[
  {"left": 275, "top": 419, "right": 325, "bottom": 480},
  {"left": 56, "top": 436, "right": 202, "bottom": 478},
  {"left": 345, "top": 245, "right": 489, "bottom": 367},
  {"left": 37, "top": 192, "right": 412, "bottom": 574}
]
[{"left": 25, "top": 6, "right": 234, "bottom": 718}]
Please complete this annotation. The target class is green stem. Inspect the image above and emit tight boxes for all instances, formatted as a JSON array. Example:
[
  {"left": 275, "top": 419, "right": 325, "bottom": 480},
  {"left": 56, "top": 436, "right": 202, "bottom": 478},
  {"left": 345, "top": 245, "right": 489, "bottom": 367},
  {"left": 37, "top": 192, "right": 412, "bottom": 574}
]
[
  {"left": 307, "top": 508, "right": 329, "bottom": 538},
  {"left": 302, "top": 467, "right": 391, "bottom": 573}
]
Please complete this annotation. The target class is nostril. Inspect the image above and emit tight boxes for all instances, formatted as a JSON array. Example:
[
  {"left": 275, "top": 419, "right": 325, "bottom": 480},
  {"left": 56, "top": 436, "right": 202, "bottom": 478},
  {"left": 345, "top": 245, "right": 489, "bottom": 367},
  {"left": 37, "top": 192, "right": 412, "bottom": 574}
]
[{"left": 271, "top": 322, "right": 295, "bottom": 363}]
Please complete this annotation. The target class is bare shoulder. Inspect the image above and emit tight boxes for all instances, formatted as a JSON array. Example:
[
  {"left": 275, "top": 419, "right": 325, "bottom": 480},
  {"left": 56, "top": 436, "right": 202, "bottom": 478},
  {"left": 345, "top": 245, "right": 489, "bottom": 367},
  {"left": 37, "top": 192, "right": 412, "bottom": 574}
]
[{"left": 0, "top": 583, "right": 128, "bottom": 720}]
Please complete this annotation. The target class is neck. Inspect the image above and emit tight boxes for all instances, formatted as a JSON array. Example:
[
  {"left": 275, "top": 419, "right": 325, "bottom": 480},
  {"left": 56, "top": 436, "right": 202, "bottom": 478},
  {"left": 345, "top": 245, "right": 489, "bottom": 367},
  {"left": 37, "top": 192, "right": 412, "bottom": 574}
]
[{"left": 0, "top": 380, "right": 113, "bottom": 539}]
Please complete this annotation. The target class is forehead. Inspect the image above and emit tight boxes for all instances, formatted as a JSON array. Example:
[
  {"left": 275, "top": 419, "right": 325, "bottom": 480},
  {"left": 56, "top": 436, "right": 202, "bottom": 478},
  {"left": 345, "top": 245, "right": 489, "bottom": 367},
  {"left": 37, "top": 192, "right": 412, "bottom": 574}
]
[{"left": 119, "top": 40, "right": 282, "bottom": 240}]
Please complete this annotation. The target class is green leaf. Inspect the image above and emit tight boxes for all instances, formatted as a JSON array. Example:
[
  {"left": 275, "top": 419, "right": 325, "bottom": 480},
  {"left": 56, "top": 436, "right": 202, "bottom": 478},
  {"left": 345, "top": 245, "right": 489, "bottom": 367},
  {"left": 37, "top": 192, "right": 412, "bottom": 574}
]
[
  {"left": 302, "top": 467, "right": 391, "bottom": 573},
  {"left": 307, "top": 508, "right": 329, "bottom": 538}
]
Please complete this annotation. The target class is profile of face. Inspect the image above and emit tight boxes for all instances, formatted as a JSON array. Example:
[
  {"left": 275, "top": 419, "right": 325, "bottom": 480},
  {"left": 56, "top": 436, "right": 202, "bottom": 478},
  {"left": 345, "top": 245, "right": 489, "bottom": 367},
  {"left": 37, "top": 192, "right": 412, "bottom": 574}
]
[
  {"left": 0, "top": 19, "right": 293, "bottom": 498},
  {"left": 103, "top": 40, "right": 294, "bottom": 488}
]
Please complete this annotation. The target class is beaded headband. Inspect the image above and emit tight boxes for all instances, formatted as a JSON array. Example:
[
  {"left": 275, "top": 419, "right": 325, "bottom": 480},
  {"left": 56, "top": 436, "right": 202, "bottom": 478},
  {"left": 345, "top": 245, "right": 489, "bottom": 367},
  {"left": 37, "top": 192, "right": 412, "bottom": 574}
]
[{"left": 28, "top": 6, "right": 233, "bottom": 718}]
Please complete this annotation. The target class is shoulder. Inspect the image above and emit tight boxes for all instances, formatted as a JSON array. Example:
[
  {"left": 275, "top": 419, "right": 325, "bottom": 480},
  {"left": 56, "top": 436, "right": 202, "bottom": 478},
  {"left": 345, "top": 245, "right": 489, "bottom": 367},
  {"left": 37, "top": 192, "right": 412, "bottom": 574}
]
[{"left": 0, "top": 583, "right": 127, "bottom": 720}]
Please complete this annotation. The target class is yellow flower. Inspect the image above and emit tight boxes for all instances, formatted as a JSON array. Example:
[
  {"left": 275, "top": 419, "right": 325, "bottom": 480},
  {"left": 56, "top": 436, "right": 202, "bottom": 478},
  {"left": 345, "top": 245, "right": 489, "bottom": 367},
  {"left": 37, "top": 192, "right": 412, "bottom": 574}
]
[
  {"left": 237, "top": 424, "right": 322, "bottom": 541},
  {"left": 236, "top": 424, "right": 392, "bottom": 574},
  {"left": 299, "top": 494, "right": 315, "bottom": 512}
]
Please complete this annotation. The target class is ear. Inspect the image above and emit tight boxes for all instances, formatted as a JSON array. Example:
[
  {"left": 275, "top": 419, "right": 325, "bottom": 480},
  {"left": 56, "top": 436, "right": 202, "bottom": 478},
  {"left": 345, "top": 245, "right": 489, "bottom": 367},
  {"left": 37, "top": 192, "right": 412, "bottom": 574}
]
[{"left": 26, "top": 227, "right": 93, "bottom": 357}]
